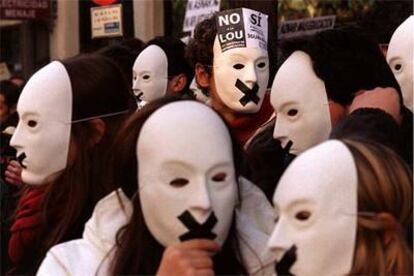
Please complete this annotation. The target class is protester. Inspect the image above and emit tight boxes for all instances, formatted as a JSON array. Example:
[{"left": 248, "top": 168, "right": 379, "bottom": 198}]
[
  {"left": 247, "top": 27, "right": 412, "bottom": 199},
  {"left": 7, "top": 54, "right": 135, "bottom": 274},
  {"left": 186, "top": 8, "right": 274, "bottom": 145},
  {"left": 386, "top": 16, "right": 413, "bottom": 111},
  {"left": 268, "top": 139, "right": 413, "bottom": 275},
  {"left": 132, "top": 36, "right": 193, "bottom": 106},
  {"left": 37, "top": 98, "right": 275, "bottom": 275}
]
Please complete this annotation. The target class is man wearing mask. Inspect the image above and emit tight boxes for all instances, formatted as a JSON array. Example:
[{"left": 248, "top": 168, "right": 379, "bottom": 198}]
[
  {"left": 132, "top": 36, "right": 194, "bottom": 107},
  {"left": 186, "top": 8, "right": 274, "bottom": 145}
]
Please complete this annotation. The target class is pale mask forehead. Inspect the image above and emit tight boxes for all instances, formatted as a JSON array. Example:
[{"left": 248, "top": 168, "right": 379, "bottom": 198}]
[
  {"left": 271, "top": 51, "right": 331, "bottom": 155},
  {"left": 213, "top": 37, "right": 269, "bottom": 113},
  {"left": 132, "top": 45, "right": 168, "bottom": 103},
  {"left": 137, "top": 101, "right": 237, "bottom": 247},
  {"left": 387, "top": 16, "right": 414, "bottom": 111},
  {"left": 269, "top": 140, "right": 357, "bottom": 276},
  {"left": 11, "top": 61, "right": 72, "bottom": 185}
]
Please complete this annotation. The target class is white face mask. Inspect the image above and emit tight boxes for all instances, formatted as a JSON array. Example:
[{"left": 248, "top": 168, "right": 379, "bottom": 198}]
[
  {"left": 132, "top": 45, "right": 168, "bottom": 103},
  {"left": 271, "top": 51, "right": 331, "bottom": 155},
  {"left": 10, "top": 61, "right": 72, "bottom": 185},
  {"left": 138, "top": 101, "right": 237, "bottom": 247},
  {"left": 213, "top": 37, "right": 269, "bottom": 113},
  {"left": 268, "top": 140, "right": 357, "bottom": 276},
  {"left": 387, "top": 16, "right": 413, "bottom": 111}
]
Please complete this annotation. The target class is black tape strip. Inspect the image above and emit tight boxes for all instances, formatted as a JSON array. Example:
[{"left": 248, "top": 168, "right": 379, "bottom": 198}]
[
  {"left": 235, "top": 79, "right": 260, "bottom": 106},
  {"left": 178, "top": 210, "right": 218, "bottom": 241},
  {"left": 275, "top": 244, "right": 297, "bottom": 276},
  {"left": 17, "top": 153, "right": 27, "bottom": 169}
]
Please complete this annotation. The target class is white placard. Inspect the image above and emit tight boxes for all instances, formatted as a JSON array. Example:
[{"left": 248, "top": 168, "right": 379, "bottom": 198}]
[
  {"left": 183, "top": 0, "right": 221, "bottom": 36},
  {"left": 216, "top": 8, "right": 268, "bottom": 52},
  {"left": 278, "top": 15, "right": 336, "bottom": 40},
  {"left": 91, "top": 4, "right": 123, "bottom": 38}
]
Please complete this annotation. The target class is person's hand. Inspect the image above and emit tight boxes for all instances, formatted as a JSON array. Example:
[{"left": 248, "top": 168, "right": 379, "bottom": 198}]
[
  {"left": 349, "top": 87, "right": 401, "bottom": 124},
  {"left": 156, "top": 239, "right": 220, "bottom": 276},
  {"left": 5, "top": 160, "right": 24, "bottom": 186}
]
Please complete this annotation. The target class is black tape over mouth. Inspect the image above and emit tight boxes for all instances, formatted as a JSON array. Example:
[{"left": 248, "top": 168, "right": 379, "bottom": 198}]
[
  {"left": 17, "top": 153, "right": 27, "bottom": 169},
  {"left": 178, "top": 210, "right": 218, "bottom": 241},
  {"left": 275, "top": 245, "right": 297, "bottom": 276},
  {"left": 235, "top": 79, "right": 260, "bottom": 106},
  {"left": 134, "top": 91, "right": 144, "bottom": 102}
]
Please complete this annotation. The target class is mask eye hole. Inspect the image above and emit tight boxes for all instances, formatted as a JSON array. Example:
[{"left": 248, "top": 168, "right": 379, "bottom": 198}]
[
  {"left": 233, "top": 63, "right": 245, "bottom": 70},
  {"left": 143, "top": 75, "right": 150, "bottom": 80},
  {"left": 394, "top": 64, "right": 402, "bottom": 71},
  {"left": 257, "top": 62, "right": 267, "bottom": 68},
  {"left": 27, "top": 120, "right": 37, "bottom": 128},
  {"left": 211, "top": 172, "right": 227, "bottom": 182},
  {"left": 295, "top": 210, "right": 311, "bottom": 221},
  {"left": 287, "top": 109, "right": 298, "bottom": 117},
  {"left": 170, "top": 178, "right": 189, "bottom": 187}
]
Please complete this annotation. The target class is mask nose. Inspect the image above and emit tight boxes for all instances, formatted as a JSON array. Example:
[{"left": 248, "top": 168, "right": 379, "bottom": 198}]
[
  {"left": 267, "top": 218, "right": 292, "bottom": 261},
  {"left": 273, "top": 118, "right": 290, "bottom": 148},
  {"left": 243, "top": 63, "right": 258, "bottom": 88},
  {"left": 10, "top": 122, "right": 23, "bottom": 151},
  {"left": 188, "top": 178, "right": 212, "bottom": 223}
]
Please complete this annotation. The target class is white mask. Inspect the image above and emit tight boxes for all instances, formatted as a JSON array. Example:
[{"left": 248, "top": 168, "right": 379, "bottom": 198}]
[
  {"left": 271, "top": 51, "right": 331, "bottom": 155},
  {"left": 268, "top": 140, "right": 357, "bottom": 276},
  {"left": 10, "top": 61, "right": 72, "bottom": 185},
  {"left": 132, "top": 45, "right": 168, "bottom": 103},
  {"left": 137, "top": 101, "right": 237, "bottom": 247},
  {"left": 387, "top": 16, "right": 413, "bottom": 111},
  {"left": 213, "top": 8, "right": 269, "bottom": 113}
]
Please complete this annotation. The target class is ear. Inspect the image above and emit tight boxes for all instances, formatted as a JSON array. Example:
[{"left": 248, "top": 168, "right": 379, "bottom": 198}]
[
  {"left": 195, "top": 63, "right": 211, "bottom": 88},
  {"left": 88, "top": 118, "right": 106, "bottom": 146},
  {"left": 376, "top": 212, "right": 397, "bottom": 245},
  {"left": 328, "top": 100, "right": 347, "bottom": 127},
  {"left": 168, "top": 73, "right": 187, "bottom": 93}
]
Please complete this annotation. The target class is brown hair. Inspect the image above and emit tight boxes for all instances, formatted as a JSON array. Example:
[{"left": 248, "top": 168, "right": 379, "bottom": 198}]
[
  {"left": 343, "top": 138, "right": 413, "bottom": 276},
  {"left": 16, "top": 54, "right": 135, "bottom": 273},
  {"left": 108, "top": 95, "right": 247, "bottom": 275}
]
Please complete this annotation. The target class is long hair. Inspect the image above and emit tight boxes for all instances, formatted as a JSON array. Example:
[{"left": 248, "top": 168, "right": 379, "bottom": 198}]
[
  {"left": 18, "top": 54, "right": 135, "bottom": 273},
  {"left": 108, "top": 96, "right": 247, "bottom": 275},
  {"left": 343, "top": 138, "right": 413, "bottom": 276}
]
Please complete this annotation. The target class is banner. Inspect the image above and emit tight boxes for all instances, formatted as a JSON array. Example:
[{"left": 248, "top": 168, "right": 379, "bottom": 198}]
[
  {"left": 0, "top": 0, "right": 50, "bottom": 20},
  {"left": 278, "top": 15, "right": 336, "bottom": 39},
  {"left": 183, "top": 0, "right": 220, "bottom": 36}
]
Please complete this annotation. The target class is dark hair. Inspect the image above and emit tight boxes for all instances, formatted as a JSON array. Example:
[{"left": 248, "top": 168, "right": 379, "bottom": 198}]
[
  {"left": 0, "top": 80, "right": 21, "bottom": 108},
  {"left": 108, "top": 95, "right": 246, "bottom": 275},
  {"left": 96, "top": 38, "right": 146, "bottom": 87},
  {"left": 148, "top": 36, "right": 194, "bottom": 84},
  {"left": 185, "top": 15, "right": 217, "bottom": 75},
  {"left": 280, "top": 27, "right": 403, "bottom": 110},
  {"left": 18, "top": 54, "right": 135, "bottom": 273}
]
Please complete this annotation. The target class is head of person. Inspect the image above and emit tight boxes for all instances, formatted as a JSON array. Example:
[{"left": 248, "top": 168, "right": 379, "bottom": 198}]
[
  {"left": 186, "top": 8, "right": 269, "bottom": 117},
  {"left": 11, "top": 54, "right": 134, "bottom": 186},
  {"left": 96, "top": 38, "right": 146, "bottom": 88},
  {"left": 0, "top": 80, "right": 21, "bottom": 124},
  {"left": 271, "top": 27, "right": 403, "bottom": 155},
  {"left": 387, "top": 16, "right": 413, "bottom": 111},
  {"left": 268, "top": 139, "right": 413, "bottom": 276},
  {"left": 132, "top": 36, "right": 193, "bottom": 104},
  {"left": 109, "top": 97, "right": 245, "bottom": 274}
]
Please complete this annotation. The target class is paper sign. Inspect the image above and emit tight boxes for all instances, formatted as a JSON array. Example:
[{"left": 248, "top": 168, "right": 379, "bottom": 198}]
[
  {"left": 183, "top": 0, "right": 221, "bottom": 36},
  {"left": 91, "top": 4, "right": 123, "bottom": 38},
  {"left": 216, "top": 8, "right": 268, "bottom": 52},
  {"left": 278, "top": 15, "right": 336, "bottom": 40}
]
